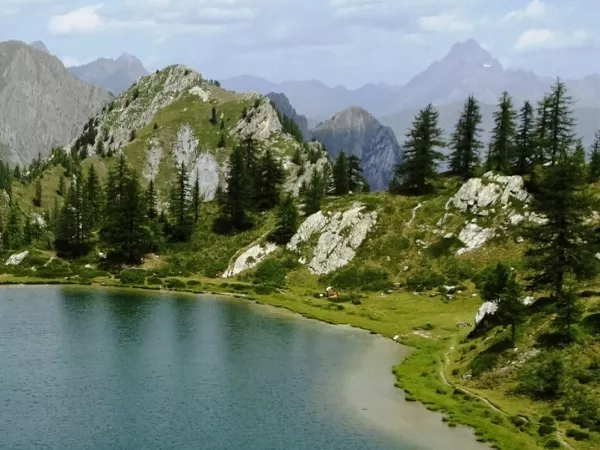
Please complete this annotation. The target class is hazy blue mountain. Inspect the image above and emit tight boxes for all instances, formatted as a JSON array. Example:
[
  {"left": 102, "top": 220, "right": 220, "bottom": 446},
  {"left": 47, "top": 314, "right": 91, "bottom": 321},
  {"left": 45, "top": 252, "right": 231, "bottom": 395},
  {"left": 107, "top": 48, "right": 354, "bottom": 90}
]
[{"left": 69, "top": 53, "right": 148, "bottom": 94}]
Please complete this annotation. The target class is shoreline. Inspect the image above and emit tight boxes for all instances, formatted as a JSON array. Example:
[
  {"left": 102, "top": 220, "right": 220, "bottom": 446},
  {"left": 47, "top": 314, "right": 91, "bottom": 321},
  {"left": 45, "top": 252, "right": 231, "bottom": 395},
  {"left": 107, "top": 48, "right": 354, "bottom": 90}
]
[{"left": 0, "top": 277, "right": 533, "bottom": 449}]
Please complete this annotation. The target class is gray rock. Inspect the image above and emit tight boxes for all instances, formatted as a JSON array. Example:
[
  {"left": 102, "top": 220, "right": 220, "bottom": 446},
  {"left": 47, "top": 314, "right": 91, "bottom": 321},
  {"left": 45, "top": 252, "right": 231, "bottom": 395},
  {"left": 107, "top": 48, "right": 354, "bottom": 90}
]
[
  {"left": 231, "top": 97, "right": 282, "bottom": 140},
  {"left": 5, "top": 250, "right": 29, "bottom": 266},
  {"left": 287, "top": 203, "right": 378, "bottom": 275},
  {"left": 457, "top": 223, "right": 495, "bottom": 255},
  {"left": 223, "top": 242, "right": 278, "bottom": 278},
  {"left": 191, "top": 153, "right": 220, "bottom": 201},
  {"left": 311, "top": 106, "right": 402, "bottom": 191},
  {"left": 266, "top": 92, "right": 311, "bottom": 140},
  {"left": 173, "top": 124, "right": 199, "bottom": 167},
  {"left": 0, "top": 40, "right": 111, "bottom": 165}
]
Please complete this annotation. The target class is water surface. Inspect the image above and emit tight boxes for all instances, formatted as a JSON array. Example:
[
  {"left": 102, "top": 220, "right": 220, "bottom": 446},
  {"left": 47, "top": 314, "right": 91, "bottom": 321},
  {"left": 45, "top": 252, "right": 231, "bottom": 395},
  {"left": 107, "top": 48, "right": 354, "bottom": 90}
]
[{"left": 0, "top": 286, "right": 487, "bottom": 449}]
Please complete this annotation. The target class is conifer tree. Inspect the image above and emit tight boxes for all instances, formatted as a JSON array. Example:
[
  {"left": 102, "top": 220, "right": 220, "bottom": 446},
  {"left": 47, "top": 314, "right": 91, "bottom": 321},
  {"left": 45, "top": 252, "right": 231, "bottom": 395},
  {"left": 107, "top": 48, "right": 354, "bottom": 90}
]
[
  {"left": 210, "top": 107, "right": 217, "bottom": 125},
  {"left": 55, "top": 176, "right": 91, "bottom": 256},
  {"left": 526, "top": 139, "right": 598, "bottom": 340},
  {"left": 169, "top": 161, "right": 193, "bottom": 242},
  {"left": 589, "top": 130, "right": 600, "bottom": 182},
  {"left": 33, "top": 179, "right": 42, "bottom": 207},
  {"left": 220, "top": 119, "right": 225, "bottom": 130},
  {"left": 535, "top": 94, "right": 553, "bottom": 165},
  {"left": 145, "top": 179, "right": 158, "bottom": 220},
  {"left": 218, "top": 133, "right": 226, "bottom": 148},
  {"left": 391, "top": 104, "right": 445, "bottom": 194},
  {"left": 321, "top": 162, "right": 335, "bottom": 195},
  {"left": 302, "top": 170, "right": 325, "bottom": 215},
  {"left": 449, "top": 95, "right": 483, "bottom": 180},
  {"left": 218, "top": 145, "right": 252, "bottom": 231},
  {"left": 270, "top": 193, "right": 299, "bottom": 245},
  {"left": 513, "top": 101, "right": 536, "bottom": 174},
  {"left": 545, "top": 79, "right": 577, "bottom": 165},
  {"left": 57, "top": 175, "right": 65, "bottom": 197},
  {"left": 333, "top": 151, "right": 350, "bottom": 195},
  {"left": 347, "top": 155, "right": 364, "bottom": 192},
  {"left": 3, "top": 201, "right": 23, "bottom": 249},
  {"left": 497, "top": 272, "right": 526, "bottom": 346},
  {"left": 84, "top": 164, "right": 102, "bottom": 230},
  {"left": 191, "top": 170, "right": 201, "bottom": 224},
  {"left": 489, "top": 92, "right": 517, "bottom": 173},
  {"left": 256, "top": 149, "right": 284, "bottom": 211},
  {"left": 13, "top": 165, "right": 20, "bottom": 181},
  {"left": 101, "top": 156, "right": 149, "bottom": 263}
]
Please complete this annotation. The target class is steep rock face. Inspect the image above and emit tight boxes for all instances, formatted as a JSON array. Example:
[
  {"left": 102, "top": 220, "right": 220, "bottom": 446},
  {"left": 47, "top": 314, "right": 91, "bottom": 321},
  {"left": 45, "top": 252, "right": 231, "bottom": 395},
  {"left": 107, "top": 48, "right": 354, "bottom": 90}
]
[
  {"left": 0, "top": 40, "right": 112, "bottom": 165},
  {"left": 230, "top": 96, "right": 282, "bottom": 140},
  {"left": 311, "top": 106, "right": 401, "bottom": 191},
  {"left": 287, "top": 203, "right": 378, "bottom": 275},
  {"left": 266, "top": 92, "right": 311, "bottom": 140},
  {"left": 69, "top": 53, "right": 149, "bottom": 94}
]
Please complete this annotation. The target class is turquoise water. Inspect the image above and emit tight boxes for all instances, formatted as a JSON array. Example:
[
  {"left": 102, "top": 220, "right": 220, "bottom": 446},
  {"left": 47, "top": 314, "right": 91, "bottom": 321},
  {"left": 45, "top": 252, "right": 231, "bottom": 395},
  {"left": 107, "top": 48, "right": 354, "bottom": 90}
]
[{"left": 0, "top": 287, "right": 486, "bottom": 449}]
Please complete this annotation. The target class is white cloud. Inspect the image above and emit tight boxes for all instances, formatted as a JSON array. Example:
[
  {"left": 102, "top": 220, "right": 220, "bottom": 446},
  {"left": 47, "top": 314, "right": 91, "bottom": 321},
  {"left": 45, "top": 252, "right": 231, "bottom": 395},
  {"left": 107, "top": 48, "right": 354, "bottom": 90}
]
[
  {"left": 48, "top": 4, "right": 107, "bottom": 35},
  {"left": 514, "top": 28, "right": 588, "bottom": 51},
  {"left": 418, "top": 13, "right": 473, "bottom": 33},
  {"left": 503, "top": 0, "right": 548, "bottom": 22}
]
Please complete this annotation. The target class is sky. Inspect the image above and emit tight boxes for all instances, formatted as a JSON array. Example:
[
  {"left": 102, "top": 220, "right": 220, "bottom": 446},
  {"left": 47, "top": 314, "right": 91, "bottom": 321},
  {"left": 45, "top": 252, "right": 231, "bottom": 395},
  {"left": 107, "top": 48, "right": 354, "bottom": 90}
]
[{"left": 0, "top": 0, "right": 598, "bottom": 88}]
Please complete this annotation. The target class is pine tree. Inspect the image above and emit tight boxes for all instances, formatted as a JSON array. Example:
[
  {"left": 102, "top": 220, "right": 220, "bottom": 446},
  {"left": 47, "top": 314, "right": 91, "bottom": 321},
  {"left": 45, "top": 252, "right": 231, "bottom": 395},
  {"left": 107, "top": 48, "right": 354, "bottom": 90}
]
[
  {"left": 100, "top": 156, "right": 149, "bottom": 264},
  {"left": 33, "top": 179, "right": 42, "bottom": 207},
  {"left": 13, "top": 165, "right": 20, "bottom": 181},
  {"left": 145, "top": 179, "right": 158, "bottom": 220},
  {"left": 218, "top": 133, "right": 226, "bottom": 148},
  {"left": 169, "top": 161, "right": 193, "bottom": 242},
  {"left": 96, "top": 139, "right": 105, "bottom": 157},
  {"left": 84, "top": 164, "right": 102, "bottom": 230},
  {"left": 210, "top": 107, "right": 217, "bottom": 125},
  {"left": 347, "top": 155, "right": 364, "bottom": 193},
  {"left": 220, "top": 119, "right": 225, "bottom": 130},
  {"left": 497, "top": 272, "right": 525, "bottom": 347},
  {"left": 23, "top": 218, "right": 33, "bottom": 246},
  {"left": 545, "top": 79, "right": 577, "bottom": 165},
  {"left": 3, "top": 201, "right": 23, "bottom": 249},
  {"left": 256, "top": 149, "right": 284, "bottom": 211},
  {"left": 513, "top": 101, "right": 536, "bottom": 175},
  {"left": 270, "top": 193, "right": 299, "bottom": 245},
  {"left": 526, "top": 150, "right": 598, "bottom": 335},
  {"left": 55, "top": 175, "right": 91, "bottom": 256},
  {"left": 391, "top": 104, "right": 445, "bottom": 194},
  {"left": 57, "top": 175, "right": 65, "bottom": 197},
  {"left": 302, "top": 170, "right": 325, "bottom": 215},
  {"left": 449, "top": 95, "right": 483, "bottom": 180},
  {"left": 333, "top": 151, "right": 350, "bottom": 195},
  {"left": 489, "top": 92, "right": 517, "bottom": 173},
  {"left": 535, "top": 95, "right": 553, "bottom": 165},
  {"left": 191, "top": 170, "right": 201, "bottom": 224},
  {"left": 590, "top": 130, "right": 600, "bottom": 182},
  {"left": 553, "top": 288, "right": 584, "bottom": 341},
  {"left": 218, "top": 145, "right": 252, "bottom": 232}
]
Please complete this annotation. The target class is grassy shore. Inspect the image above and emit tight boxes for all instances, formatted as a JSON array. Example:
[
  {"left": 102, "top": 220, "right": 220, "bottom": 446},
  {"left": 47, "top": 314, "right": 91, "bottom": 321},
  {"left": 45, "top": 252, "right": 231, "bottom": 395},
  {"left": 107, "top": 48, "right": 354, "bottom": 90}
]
[{"left": 0, "top": 272, "right": 564, "bottom": 450}]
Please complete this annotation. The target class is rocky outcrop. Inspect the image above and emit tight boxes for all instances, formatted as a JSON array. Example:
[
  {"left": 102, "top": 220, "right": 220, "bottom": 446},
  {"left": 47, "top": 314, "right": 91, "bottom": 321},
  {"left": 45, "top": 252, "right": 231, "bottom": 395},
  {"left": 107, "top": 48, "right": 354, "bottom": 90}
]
[
  {"left": 457, "top": 224, "right": 495, "bottom": 255},
  {"left": 287, "top": 203, "right": 378, "bottom": 275},
  {"left": 173, "top": 124, "right": 199, "bottom": 167},
  {"left": 231, "top": 97, "right": 282, "bottom": 140},
  {"left": 475, "top": 296, "right": 535, "bottom": 325},
  {"left": 144, "top": 140, "right": 163, "bottom": 181},
  {"left": 311, "top": 106, "right": 402, "bottom": 191},
  {"left": 0, "top": 40, "right": 111, "bottom": 165},
  {"left": 450, "top": 172, "right": 530, "bottom": 214},
  {"left": 5, "top": 251, "right": 29, "bottom": 266},
  {"left": 191, "top": 153, "right": 220, "bottom": 201},
  {"left": 84, "top": 65, "right": 204, "bottom": 156},
  {"left": 222, "top": 243, "right": 278, "bottom": 278}
]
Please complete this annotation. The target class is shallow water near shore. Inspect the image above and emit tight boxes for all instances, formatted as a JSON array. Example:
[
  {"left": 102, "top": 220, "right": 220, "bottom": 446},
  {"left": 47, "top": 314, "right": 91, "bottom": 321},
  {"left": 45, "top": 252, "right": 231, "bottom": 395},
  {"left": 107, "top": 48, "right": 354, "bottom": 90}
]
[{"left": 0, "top": 286, "right": 488, "bottom": 449}]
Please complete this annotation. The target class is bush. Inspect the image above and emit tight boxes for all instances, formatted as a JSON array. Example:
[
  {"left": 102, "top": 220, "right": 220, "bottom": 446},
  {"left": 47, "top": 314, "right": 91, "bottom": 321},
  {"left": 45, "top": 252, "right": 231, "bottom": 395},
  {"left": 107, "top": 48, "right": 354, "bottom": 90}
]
[
  {"left": 75, "top": 268, "right": 109, "bottom": 279},
  {"left": 543, "top": 439, "right": 561, "bottom": 448},
  {"left": 254, "top": 259, "right": 287, "bottom": 286},
  {"left": 147, "top": 276, "right": 163, "bottom": 285},
  {"left": 406, "top": 273, "right": 446, "bottom": 292},
  {"left": 165, "top": 278, "right": 186, "bottom": 289},
  {"left": 186, "top": 280, "right": 201, "bottom": 287},
  {"left": 427, "top": 237, "right": 464, "bottom": 258},
  {"left": 330, "top": 266, "right": 392, "bottom": 292},
  {"left": 538, "top": 423, "right": 556, "bottom": 436},
  {"left": 566, "top": 429, "right": 589, "bottom": 441},
  {"left": 119, "top": 269, "right": 148, "bottom": 285},
  {"left": 517, "top": 352, "right": 566, "bottom": 399},
  {"left": 470, "top": 353, "right": 499, "bottom": 377},
  {"left": 254, "top": 284, "right": 277, "bottom": 295}
]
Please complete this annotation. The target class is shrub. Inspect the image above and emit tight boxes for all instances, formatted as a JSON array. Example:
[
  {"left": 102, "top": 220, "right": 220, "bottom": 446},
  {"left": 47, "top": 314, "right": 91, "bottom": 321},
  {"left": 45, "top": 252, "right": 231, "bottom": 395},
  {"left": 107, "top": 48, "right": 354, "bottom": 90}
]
[
  {"left": 186, "top": 280, "right": 201, "bottom": 287},
  {"left": 76, "top": 268, "right": 109, "bottom": 279},
  {"left": 543, "top": 439, "right": 561, "bottom": 448},
  {"left": 427, "top": 237, "right": 463, "bottom": 258},
  {"left": 442, "top": 257, "right": 477, "bottom": 281},
  {"left": 470, "top": 353, "right": 499, "bottom": 377},
  {"left": 165, "top": 278, "right": 186, "bottom": 289},
  {"left": 254, "top": 259, "right": 287, "bottom": 286},
  {"left": 516, "top": 352, "right": 566, "bottom": 399},
  {"left": 254, "top": 284, "right": 277, "bottom": 295},
  {"left": 406, "top": 273, "right": 446, "bottom": 291},
  {"left": 551, "top": 408, "right": 568, "bottom": 421},
  {"left": 119, "top": 269, "right": 148, "bottom": 285},
  {"left": 538, "top": 423, "right": 556, "bottom": 436},
  {"left": 147, "top": 276, "right": 163, "bottom": 285},
  {"left": 566, "top": 429, "right": 589, "bottom": 441}
]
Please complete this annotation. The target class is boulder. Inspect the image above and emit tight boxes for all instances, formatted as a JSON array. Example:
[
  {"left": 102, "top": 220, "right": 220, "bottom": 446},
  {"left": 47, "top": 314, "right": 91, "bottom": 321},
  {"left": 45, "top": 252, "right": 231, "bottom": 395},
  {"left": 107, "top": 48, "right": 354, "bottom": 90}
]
[
  {"left": 287, "top": 203, "right": 378, "bottom": 275},
  {"left": 222, "top": 243, "right": 278, "bottom": 278},
  {"left": 231, "top": 98, "right": 282, "bottom": 140},
  {"left": 456, "top": 223, "right": 495, "bottom": 255},
  {"left": 5, "top": 251, "right": 29, "bottom": 266}
]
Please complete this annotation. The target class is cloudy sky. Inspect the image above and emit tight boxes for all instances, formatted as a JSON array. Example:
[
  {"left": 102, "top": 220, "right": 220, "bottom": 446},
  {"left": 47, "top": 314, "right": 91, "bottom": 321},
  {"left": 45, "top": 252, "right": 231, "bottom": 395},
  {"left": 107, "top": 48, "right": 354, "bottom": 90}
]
[{"left": 0, "top": 0, "right": 597, "bottom": 88}]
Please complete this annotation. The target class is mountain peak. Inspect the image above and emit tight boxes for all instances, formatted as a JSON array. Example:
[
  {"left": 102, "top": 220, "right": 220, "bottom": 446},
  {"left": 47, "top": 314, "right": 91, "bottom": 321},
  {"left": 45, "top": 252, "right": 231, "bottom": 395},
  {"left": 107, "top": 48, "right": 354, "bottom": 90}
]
[
  {"left": 117, "top": 52, "right": 142, "bottom": 65},
  {"left": 29, "top": 40, "right": 50, "bottom": 54},
  {"left": 445, "top": 39, "right": 497, "bottom": 66}
]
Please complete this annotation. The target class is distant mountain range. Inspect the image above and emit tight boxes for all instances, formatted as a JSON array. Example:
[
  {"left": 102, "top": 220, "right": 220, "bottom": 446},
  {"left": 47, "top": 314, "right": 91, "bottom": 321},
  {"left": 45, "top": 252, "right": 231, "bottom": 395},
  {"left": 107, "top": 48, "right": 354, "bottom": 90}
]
[
  {"left": 222, "top": 39, "right": 600, "bottom": 118},
  {"left": 68, "top": 53, "right": 149, "bottom": 94}
]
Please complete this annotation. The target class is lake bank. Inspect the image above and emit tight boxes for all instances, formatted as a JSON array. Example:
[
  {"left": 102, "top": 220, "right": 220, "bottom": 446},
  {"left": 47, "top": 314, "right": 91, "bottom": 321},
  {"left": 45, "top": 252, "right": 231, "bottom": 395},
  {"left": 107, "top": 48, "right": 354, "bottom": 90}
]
[{"left": 0, "top": 276, "right": 538, "bottom": 448}]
